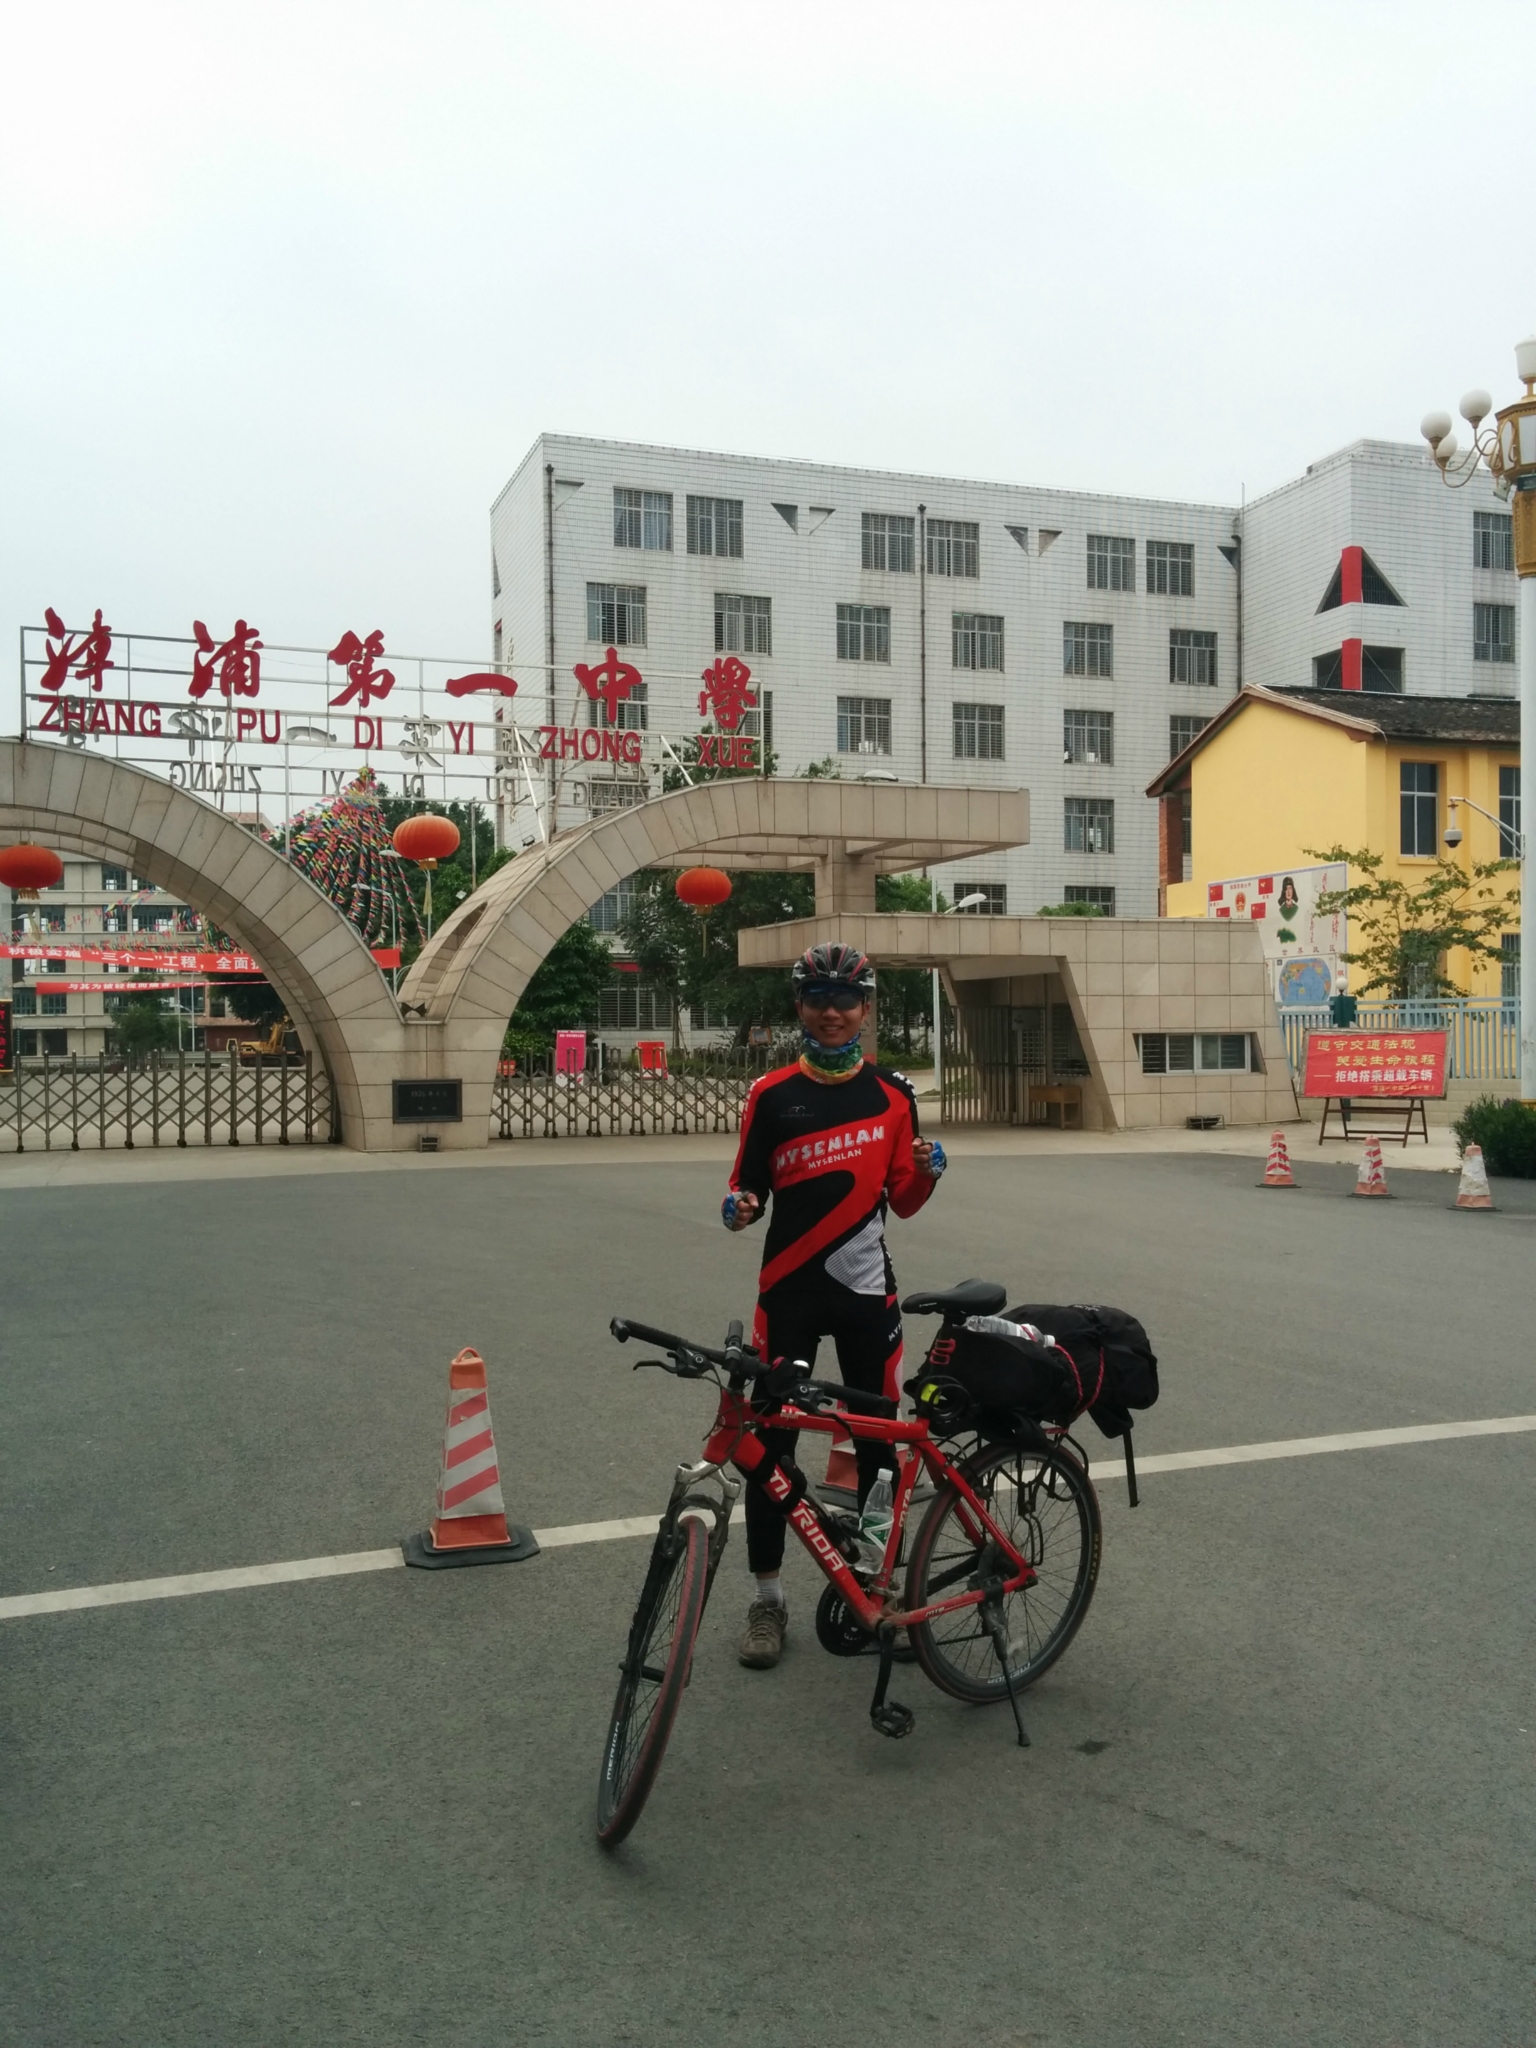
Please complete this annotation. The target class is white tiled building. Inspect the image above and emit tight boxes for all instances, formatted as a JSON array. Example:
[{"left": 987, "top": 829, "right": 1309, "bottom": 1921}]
[{"left": 490, "top": 435, "right": 1519, "bottom": 925}]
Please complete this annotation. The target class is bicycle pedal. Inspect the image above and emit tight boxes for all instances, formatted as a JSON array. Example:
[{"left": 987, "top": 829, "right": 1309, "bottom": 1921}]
[{"left": 870, "top": 1700, "right": 915, "bottom": 1740}]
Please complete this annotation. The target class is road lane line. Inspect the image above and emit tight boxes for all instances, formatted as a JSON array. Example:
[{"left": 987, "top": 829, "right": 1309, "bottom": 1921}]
[{"left": 3, "top": 1414, "right": 1533, "bottom": 1623}]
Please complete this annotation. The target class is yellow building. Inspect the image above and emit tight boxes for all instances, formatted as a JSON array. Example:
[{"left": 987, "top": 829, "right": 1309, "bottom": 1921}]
[{"left": 1147, "top": 686, "right": 1520, "bottom": 998}]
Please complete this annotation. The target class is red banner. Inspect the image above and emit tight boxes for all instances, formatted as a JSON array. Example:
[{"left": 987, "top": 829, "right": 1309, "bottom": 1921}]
[
  {"left": 37, "top": 979, "right": 210, "bottom": 994},
  {"left": 1302, "top": 1031, "right": 1447, "bottom": 1099},
  {"left": 1, "top": 943, "right": 262, "bottom": 972}
]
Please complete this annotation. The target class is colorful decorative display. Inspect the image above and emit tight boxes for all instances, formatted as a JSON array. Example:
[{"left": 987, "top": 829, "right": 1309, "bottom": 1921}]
[
  {"left": 284, "top": 767, "right": 425, "bottom": 947},
  {"left": 674, "top": 866, "right": 732, "bottom": 914},
  {"left": 0, "top": 844, "right": 66, "bottom": 898},
  {"left": 392, "top": 813, "right": 461, "bottom": 867}
]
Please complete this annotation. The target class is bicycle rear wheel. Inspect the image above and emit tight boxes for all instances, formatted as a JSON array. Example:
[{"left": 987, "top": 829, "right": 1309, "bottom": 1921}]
[
  {"left": 596, "top": 1512, "right": 709, "bottom": 1847},
  {"left": 905, "top": 1438, "right": 1100, "bottom": 1705}
]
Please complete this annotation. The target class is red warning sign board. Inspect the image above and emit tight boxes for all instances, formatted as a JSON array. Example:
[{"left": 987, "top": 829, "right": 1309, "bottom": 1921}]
[{"left": 1303, "top": 1031, "right": 1447, "bottom": 1099}]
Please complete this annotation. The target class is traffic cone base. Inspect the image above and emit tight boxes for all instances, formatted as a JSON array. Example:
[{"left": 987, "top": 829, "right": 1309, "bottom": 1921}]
[
  {"left": 1353, "top": 1135, "right": 1390, "bottom": 1197},
  {"left": 1453, "top": 1143, "right": 1496, "bottom": 1211},
  {"left": 1260, "top": 1130, "right": 1296, "bottom": 1188},
  {"left": 823, "top": 1434, "right": 860, "bottom": 1504},
  {"left": 405, "top": 1346, "right": 540, "bottom": 1569}
]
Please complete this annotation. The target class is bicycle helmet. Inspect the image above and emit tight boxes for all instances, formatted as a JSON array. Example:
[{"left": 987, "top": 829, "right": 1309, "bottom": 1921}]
[{"left": 791, "top": 939, "right": 876, "bottom": 995}]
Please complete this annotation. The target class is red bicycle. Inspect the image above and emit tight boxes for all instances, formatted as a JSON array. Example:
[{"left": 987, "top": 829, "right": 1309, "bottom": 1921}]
[{"left": 597, "top": 1281, "right": 1102, "bottom": 1846}]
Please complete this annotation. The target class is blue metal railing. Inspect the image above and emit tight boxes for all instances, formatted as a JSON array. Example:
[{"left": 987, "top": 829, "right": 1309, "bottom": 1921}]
[{"left": 1280, "top": 999, "right": 1520, "bottom": 1081}]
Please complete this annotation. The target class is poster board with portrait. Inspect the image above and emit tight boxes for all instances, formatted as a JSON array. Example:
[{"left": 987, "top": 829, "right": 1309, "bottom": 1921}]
[{"left": 1205, "top": 861, "right": 1347, "bottom": 1007}]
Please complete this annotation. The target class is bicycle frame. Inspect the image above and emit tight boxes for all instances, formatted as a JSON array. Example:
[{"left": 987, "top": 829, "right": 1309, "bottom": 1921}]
[{"left": 700, "top": 1387, "right": 1038, "bottom": 1636}]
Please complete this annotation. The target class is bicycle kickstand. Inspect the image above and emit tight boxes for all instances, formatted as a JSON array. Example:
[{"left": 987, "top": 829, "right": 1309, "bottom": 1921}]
[
  {"left": 979, "top": 1593, "right": 1031, "bottom": 1750},
  {"left": 868, "top": 1626, "right": 915, "bottom": 1740}
]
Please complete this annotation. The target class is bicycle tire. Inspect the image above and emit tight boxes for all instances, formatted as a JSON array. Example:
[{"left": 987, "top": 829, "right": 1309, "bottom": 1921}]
[
  {"left": 905, "top": 1438, "right": 1100, "bottom": 1705},
  {"left": 596, "top": 1512, "right": 709, "bottom": 1847}
]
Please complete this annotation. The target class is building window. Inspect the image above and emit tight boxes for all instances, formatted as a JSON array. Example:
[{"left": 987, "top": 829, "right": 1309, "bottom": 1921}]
[
  {"left": 599, "top": 981, "right": 676, "bottom": 1031},
  {"left": 587, "top": 780, "right": 649, "bottom": 813},
  {"left": 613, "top": 488, "right": 672, "bottom": 551},
  {"left": 588, "top": 878, "right": 637, "bottom": 934},
  {"left": 836, "top": 604, "right": 890, "bottom": 663},
  {"left": 952, "top": 702, "right": 1005, "bottom": 760},
  {"left": 586, "top": 681, "right": 648, "bottom": 731},
  {"left": 11, "top": 986, "right": 36, "bottom": 1014},
  {"left": 951, "top": 612, "right": 1003, "bottom": 670},
  {"left": 1064, "top": 796, "right": 1114, "bottom": 854},
  {"left": 926, "top": 518, "right": 979, "bottom": 578},
  {"left": 586, "top": 583, "right": 647, "bottom": 645},
  {"left": 1169, "top": 628, "right": 1217, "bottom": 687},
  {"left": 837, "top": 696, "right": 891, "bottom": 754},
  {"left": 1474, "top": 602, "right": 1515, "bottom": 663},
  {"left": 1363, "top": 646, "right": 1403, "bottom": 692},
  {"left": 954, "top": 883, "right": 1007, "bottom": 914},
  {"left": 1064, "top": 709, "right": 1113, "bottom": 765},
  {"left": 1499, "top": 764, "right": 1521, "bottom": 858},
  {"left": 42, "top": 1030, "right": 69, "bottom": 1056},
  {"left": 1400, "top": 762, "right": 1438, "bottom": 857},
  {"left": 862, "top": 512, "right": 914, "bottom": 572},
  {"left": 686, "top": 496, "right": 743, "bottom": 558},
  {"left": 1169, "top": 713, "right": 1210, "bottom": 756},
  {"left": 715, "top": 593, "right": 772, "bottom": 656},
  {"left": 1087, "top": 534, "right": 1135, "bottom": 592},
  {"left": 1474, "top": 510, "right": 1514, "bottom": 572},
  {"left": 1138, "top": 1032, "right": 1251, "bottom": 1074},
  {"left": 100, "top": 865, "right": 128, "bottom": 891},
  {"left": 1065, "top": 885, "right": 1116, "bottom": 915},
  {"left": 1502, "top": 933, "right": 1520, "bottom": 1005},
  {"left": 1063, "top": 622, "right": 1113, "bottom": 678},
  {"left": 1146, "top": 540, "right": 1194, "bottom": 597},
  {"left": 41, "top": 991, "right": 67, "bottom": 1016},
  {"left": 15, "top": 1030, "right": 38, "bottom": 1057}
]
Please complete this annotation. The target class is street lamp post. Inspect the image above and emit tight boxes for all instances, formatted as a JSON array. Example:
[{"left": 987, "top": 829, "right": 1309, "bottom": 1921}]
[{"left": 1419, "top": 332, "right": 1536, "bottom": 1100}]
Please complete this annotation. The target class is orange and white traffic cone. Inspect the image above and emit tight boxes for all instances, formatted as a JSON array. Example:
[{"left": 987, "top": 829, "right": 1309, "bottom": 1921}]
[
  {"left": 1261, "top": 1131, "right": 1296, "bottom": 1187},
  {"left": 1353, "top": 1135, "right": 1389, "bottom": 1198},
  {"left": 1453, "top": 1143, "right": 1495, "bottom": 1210},
  {"left": 823, "top": 1430, "right": 860, "bottom": 1504},
  {"left": 404, "top": 1347, "right": 539, "bottom": 1568}
]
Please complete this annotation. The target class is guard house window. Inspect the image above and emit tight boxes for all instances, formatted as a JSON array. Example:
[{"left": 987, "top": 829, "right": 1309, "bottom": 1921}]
[
  {"left": 613, "top": 488, "right": 672, "bottom": 551},
  {"left": 1400, "top": 762, "right": 1438, "bottom": 856},
  {"left": 952, "top": 613, "right": 1003, "bottom": 670},
  {"left": 1064, "top": 796, "right": 1114, "bottom": 854},
  {"left": 926, "top": 519, "right": 979, "bottom": 578},
  {"left": 1138, "top": 1033, "right": 1251, "bottom": 1073},
  {"left": 862, "top": 513, "right": 914, "bottom": 572},
  {"left": 952, "top": 702, "right": 1005, "bottom": 760},
  {"left": 1146, "top": 540, "right": 1193, "bottom": 596},
  {"left": 588, "top": 878, "right": 636, "bottom": 934},
  {"left": 1169, "top": 713, "right": 1209, "bottom": 756},
  {"left": 586, "top": 681, "right": 648, "bottom": 731},
  {"left": 1063, "top": 622, "right": 1113, "bottom": 678},
  {"left": 1065, "top": 884, "right": 1116, "bottom": 914},
  {"left": 1087, "top": 534, "right": 1135, "bottom": 592},
  {"left": 954, "top": 882, "right": 1007, "bottom": 914},
  {"left": 1499, "top": 764, "right": 1521, "bottom": 857},
  {"left": 715, "top": 593, "right": 772, "bottom": 656},
  {"left": 836, "top": 604, "right": 890, "bottom": 662},
  {"left": 837, "top": 696, "right": 891, "bottom": 755},
  {"left": 585, "top": 583, "right": 647, "bottom": 646},
  {"left": 1502, "top": 934, "right": 1520, "bottom": 1004},
  {"left": 1474, "top": 602, "right": 1515, "bottom": 663},
  {"left": 1064, "top": 709, "right": 1114, "bottom": 764},
  {"left": 599, "top": 982, "right": 676, "bottom": 1031},
  {"left": 1170, "top": 628, "right": 1217, "bottom": 686},
  {"left": 686, "top": 496, "right": 743, "bottom": 558},
  {"left": 1474, "top": 510, "right": 1514, "bottom": 572}
]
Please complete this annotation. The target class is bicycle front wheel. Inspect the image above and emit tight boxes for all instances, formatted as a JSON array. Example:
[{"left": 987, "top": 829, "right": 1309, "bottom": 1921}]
[
  {"left": 905, "top": 1438, "right": 1100, "bottom": 1705},
  {"left": 596, "top": 1512, "right": 709, "bottom": 1847}
]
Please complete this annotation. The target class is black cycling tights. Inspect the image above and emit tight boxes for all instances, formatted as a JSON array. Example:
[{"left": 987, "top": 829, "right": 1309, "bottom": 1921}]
[{"left": 745, "top": 1279, "right": 905, "bottom": 1577}]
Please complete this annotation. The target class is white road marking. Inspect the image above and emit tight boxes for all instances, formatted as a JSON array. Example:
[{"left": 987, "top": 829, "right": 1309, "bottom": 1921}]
[{"left": 2, "top": 1414, "right": 1532, "bottom": 1624}]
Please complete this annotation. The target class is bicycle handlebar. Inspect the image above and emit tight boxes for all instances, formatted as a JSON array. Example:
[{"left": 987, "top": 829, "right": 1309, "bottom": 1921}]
[{"left": 609, "top": 1316, "right": 763, "bottom": 1379}]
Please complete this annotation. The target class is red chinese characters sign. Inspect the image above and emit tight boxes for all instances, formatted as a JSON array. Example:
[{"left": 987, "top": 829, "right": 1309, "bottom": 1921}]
[{"left": 1302, "top": 1031, "right": 1447, "bottom": 1100}]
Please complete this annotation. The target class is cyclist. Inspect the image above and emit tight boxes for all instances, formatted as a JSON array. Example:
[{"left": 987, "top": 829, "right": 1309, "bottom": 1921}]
[{"left": 722, "top": 939, "right": 945, "bottom": 1668}]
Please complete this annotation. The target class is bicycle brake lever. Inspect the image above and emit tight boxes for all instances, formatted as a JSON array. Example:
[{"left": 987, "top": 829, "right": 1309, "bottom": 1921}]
[{"left": 633, "top": 1358, "right": 669, "bottom": 1373}]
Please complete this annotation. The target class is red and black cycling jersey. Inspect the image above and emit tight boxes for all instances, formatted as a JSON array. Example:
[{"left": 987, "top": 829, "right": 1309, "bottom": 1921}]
[{"left": 729, "top": 1062, "right": 935, "bottom": 1297}]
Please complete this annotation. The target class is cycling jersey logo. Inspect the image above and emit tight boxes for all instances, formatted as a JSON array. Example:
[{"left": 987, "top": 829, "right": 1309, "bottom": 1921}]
[{"left": 772, "top": 1122, "right": 885, "bottom": 1181}]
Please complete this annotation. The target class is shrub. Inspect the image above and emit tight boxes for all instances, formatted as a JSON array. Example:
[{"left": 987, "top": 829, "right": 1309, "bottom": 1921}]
[{"left": 1452, "top": 1095, "right": 1536, "bottom": 1179}]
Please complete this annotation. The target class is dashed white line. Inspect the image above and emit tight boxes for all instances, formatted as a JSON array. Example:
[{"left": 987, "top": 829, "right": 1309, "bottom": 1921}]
[{"left": 2, "top": 1414, "right": 1532, "bottom": 1623}]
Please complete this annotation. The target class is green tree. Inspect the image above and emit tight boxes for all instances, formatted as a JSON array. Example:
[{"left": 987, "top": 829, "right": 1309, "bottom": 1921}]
[
  {"left": 872, "top": 872, "right": 947, "bottom": 1058},
  {"left": 106, "top": 999, "right": 181, "bottom": 1063},
  {"left": 1036, "top": 900, "right": 1107, "bottom": 917},
  {"left": 208, "top": 976, "right": 287, "bottom": 1029},
  {"left": 377, "top": 798, "right": 512, "bottom": 959},
  {"left": 619, "top": 869, "right": 815, "bottom": 1042},
  {"left": 1307, "top": 844, "right": 1519, "bottom": 998},
  {"left": 504, "top": 917, "right": 616, "bottom": 1058}
]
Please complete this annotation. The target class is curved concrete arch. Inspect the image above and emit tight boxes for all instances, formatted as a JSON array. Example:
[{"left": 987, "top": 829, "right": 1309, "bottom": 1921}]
[{"left": 0, "top": 740, "right": 404, "bottom": 1144}]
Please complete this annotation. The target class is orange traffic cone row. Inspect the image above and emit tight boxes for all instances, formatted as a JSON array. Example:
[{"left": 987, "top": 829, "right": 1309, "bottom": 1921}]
[
  {"left": 1453, "top": 1143, "right": 1495, "bottom": 1210},
  {"left": 404, "top": 1347, "right": 539, "bottom": 1568},
  {"left": 1353, "top": 1135, "right": 1390, "bottom": 1198},
  {"left": 822, "top": 1431, "right": 860, "bottom": 1505},
  {"left": 1261, "top": 1131, "right": 1296, "bottom": 1187}
]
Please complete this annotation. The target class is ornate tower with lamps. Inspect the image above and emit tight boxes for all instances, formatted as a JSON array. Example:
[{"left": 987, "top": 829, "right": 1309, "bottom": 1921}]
[{"left": 1420, "top": 333, "right": 1536, "bottom": 1100}]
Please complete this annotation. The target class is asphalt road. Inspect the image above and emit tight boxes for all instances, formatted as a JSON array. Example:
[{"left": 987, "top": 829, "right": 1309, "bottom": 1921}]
[{"left": 2, "top": 1151, "right": 1532, "bottom": 2047}]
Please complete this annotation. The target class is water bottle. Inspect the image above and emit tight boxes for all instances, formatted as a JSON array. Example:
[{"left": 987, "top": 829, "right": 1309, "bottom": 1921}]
[
  {"left": 964, "top": 1314, "right": 1049, "bottom": 1346},
  {"left": 857, "top": 1467, "right": 896, "bottom": 1572}
]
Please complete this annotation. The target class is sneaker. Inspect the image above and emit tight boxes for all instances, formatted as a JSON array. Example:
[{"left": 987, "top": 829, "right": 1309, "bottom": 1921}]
[{"left": 738, "top": 1599, "right": 789, "bottom": 1669}]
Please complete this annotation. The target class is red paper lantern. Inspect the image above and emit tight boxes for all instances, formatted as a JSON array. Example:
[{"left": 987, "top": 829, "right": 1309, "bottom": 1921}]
[
  {"left": 674, "top": 866, "right": 732, "bottom": 914},
  {"left": 0, "top": 843, "right": 65, "bottom": 899},
  {"left": 391, "top": 814, "right": 461, "bottom": 868}
]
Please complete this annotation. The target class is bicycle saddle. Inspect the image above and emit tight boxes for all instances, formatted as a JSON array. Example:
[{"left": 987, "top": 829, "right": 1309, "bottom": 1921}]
[{"left": 900, "top": 1278, "right": 1008, "bottom": 1320}]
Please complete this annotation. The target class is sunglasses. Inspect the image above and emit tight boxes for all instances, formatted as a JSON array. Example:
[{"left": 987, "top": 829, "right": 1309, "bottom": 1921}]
[{"left": 799, "top": 986, "right": 866, "bottom": 1012}]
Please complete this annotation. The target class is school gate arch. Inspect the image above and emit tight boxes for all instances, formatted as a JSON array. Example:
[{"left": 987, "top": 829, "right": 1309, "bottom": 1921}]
[{"left": 1, "top": 742, "right": 1028, "bottom": 1149}]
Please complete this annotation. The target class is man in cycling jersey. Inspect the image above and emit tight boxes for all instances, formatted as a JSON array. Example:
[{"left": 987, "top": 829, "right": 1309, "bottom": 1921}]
[{"left": 722, "top": 939, "right": 946, "bottom": 1668}]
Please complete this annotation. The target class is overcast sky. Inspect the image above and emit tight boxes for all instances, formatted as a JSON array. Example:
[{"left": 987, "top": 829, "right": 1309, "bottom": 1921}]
[{"left": 3, "top": 0, "right": 1530, "bottom": 717}]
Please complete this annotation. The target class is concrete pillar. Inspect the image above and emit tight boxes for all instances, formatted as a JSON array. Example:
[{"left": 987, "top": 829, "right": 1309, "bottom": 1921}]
[{"left": 813, "top": 844, "right": 877, "bottom": 917}]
